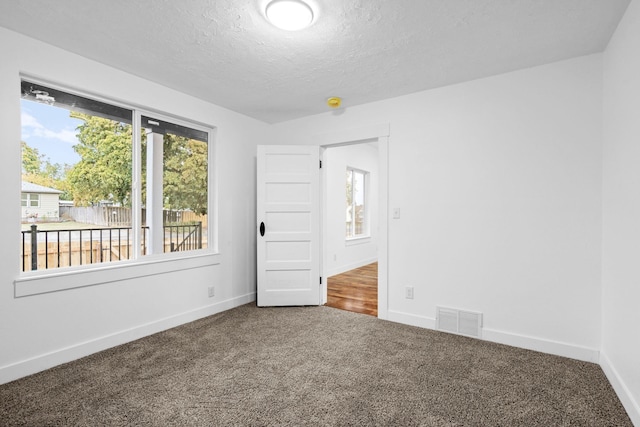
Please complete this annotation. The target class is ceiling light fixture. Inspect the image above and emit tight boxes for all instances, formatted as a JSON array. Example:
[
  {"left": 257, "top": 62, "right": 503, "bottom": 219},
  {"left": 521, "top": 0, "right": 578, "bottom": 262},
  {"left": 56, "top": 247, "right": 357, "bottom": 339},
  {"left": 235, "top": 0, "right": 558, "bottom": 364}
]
[{"left": 265, "top": 0, "right": 314, "bottom": 31}]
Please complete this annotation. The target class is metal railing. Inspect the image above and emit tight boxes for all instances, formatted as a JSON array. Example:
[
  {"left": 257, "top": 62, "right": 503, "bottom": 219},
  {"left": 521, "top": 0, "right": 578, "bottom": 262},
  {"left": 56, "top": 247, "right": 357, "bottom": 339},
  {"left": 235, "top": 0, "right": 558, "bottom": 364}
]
[
  {"left": 21, "top": 222, "right": 203, "bottom": 272},
  {"left": 168, "top": 221, "right": 202, "bottom": 252}
]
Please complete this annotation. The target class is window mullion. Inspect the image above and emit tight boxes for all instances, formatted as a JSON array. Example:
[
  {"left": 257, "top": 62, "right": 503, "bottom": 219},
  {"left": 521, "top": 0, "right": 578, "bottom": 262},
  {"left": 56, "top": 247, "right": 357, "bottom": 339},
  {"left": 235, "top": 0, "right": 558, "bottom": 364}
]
[{"left": 131, "top": 110, "right": 142, "bottom": 259}]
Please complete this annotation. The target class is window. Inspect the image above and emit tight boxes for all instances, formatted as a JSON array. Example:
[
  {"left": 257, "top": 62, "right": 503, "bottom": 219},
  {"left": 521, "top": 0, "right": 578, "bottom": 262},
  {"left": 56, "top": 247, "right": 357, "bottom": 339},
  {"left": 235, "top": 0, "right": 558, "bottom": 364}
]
[
  {"left": 21, "top": 193, "right": 39, "bottom": 207},
  {"left": 140, "top": 115, "right": 209, "bottom": 255},
  {"left": 346, "top": 167, "right": 368, "bottom": 238},
  {"left": 20, "top": 80, "right": 213, "bottom": 273}
]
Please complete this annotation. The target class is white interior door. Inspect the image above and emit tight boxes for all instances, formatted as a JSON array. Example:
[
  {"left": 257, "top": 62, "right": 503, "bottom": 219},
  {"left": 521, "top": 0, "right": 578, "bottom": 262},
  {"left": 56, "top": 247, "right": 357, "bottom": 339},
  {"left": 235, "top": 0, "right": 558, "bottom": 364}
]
[{"left": 257, "top": 145, "right": 320, "bottom": 306}]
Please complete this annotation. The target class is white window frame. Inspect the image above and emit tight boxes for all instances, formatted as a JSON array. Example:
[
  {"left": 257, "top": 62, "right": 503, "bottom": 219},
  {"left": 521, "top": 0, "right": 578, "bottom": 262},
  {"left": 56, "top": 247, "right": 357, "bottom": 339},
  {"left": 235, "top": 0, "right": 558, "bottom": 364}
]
[
  {"left": 133, "top": 109, "right": 219, "bottom": 259},
  {"left": 15, "top": 77, "right": 219, "bottom": 297},
  {"left": 21, "top": 193, "right": 40, "bottom": 208},
  {"left": 346, "top": 166, "right": 369, "bottom": 241}
]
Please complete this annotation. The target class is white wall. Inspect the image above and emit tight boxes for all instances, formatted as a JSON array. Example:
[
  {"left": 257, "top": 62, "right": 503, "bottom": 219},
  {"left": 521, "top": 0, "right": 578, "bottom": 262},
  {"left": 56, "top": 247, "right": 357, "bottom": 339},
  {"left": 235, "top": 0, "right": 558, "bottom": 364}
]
[
  {"left": 4, "top": 18, "right": 637, "bottom": 422},
  {"left": 324, "top": 143, "right": 378, "bottom": 277},
  {"left": 602, "top": 0, "right": 640, "bottom": 423},
  {"left": 0, "top": 27, "right": 263, "bottom": 383},
  {"left": 271, "top": 54, "right": 604, "bottom": 362}
]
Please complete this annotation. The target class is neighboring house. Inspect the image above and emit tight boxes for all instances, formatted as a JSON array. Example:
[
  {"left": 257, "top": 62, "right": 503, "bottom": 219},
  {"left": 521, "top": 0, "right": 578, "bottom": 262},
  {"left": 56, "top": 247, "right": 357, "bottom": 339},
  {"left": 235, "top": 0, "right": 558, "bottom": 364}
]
[{"left": 21, "top": 181, "right": 63, "bottom": 222}]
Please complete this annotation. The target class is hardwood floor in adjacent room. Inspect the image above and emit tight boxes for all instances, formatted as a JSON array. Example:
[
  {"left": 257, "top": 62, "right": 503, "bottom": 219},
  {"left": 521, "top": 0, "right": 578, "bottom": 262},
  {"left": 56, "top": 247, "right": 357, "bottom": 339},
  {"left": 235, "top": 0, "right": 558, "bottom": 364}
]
[{"left": 326, "top": 262, "right": 378, "bottom": 316}]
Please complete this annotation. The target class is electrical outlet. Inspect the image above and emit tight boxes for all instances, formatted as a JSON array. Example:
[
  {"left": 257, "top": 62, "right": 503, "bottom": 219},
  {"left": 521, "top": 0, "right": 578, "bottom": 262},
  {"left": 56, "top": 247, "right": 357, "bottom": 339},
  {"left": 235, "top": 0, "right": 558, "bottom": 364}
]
[
  {"left": 208, "top": 286, "right": 215, "bottom": 298},
  {"left": 405, "top": 286, "right": 414, "bottom": 299}
]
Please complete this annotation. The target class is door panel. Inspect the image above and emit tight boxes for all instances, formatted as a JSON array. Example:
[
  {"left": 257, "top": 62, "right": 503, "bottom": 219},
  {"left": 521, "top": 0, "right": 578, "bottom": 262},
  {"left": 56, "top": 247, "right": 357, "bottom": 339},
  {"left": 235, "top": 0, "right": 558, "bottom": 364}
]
[{"left": 257, "top": 145, "right": 320, "bottom": 306}]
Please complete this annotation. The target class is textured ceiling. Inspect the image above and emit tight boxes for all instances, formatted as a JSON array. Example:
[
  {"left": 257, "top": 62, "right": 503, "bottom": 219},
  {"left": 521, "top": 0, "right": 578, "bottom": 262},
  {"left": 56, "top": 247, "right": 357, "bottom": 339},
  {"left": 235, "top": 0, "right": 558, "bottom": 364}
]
[{"left": 0, "top": 0, "right": 631, "bottom": 123}]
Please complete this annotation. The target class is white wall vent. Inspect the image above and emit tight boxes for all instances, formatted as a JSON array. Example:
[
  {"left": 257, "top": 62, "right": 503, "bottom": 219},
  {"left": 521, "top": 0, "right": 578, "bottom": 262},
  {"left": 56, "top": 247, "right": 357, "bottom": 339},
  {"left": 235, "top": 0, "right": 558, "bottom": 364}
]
[{"left": 436, "top": 307, "right": 483, "bottom": 338}]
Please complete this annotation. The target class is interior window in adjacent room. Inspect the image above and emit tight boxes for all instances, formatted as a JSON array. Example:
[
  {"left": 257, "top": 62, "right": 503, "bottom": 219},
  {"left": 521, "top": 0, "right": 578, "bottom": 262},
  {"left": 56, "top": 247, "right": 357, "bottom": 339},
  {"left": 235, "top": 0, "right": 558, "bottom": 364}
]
[{"left": 346, "top": 167, "right": 368, "bottom": 239}]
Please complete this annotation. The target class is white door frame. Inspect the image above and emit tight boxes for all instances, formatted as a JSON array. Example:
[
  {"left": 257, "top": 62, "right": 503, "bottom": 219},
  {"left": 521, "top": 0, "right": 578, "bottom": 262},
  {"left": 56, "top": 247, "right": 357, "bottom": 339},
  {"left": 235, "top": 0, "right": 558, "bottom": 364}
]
[{"left": 314, "top": 124, "right": 390, "bottom": 320}]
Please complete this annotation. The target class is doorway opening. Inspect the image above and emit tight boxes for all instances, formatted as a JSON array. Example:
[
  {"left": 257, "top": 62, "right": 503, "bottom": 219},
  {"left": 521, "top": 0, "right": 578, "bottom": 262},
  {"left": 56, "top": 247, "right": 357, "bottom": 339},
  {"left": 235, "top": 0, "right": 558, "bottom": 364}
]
[
  {"left": 320, "top": 132, "right": 387, "bottom": 318},
  {"left": 255, "top": 124, "right": 388, "bottom": 313}
]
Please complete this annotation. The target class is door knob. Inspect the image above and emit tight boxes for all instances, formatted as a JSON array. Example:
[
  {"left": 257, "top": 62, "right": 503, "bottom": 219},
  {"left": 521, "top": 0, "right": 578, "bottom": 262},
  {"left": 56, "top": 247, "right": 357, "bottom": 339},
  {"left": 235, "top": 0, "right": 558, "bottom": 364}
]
[{"left": 260, "top": 222, "right": 265, "bottom": 237}]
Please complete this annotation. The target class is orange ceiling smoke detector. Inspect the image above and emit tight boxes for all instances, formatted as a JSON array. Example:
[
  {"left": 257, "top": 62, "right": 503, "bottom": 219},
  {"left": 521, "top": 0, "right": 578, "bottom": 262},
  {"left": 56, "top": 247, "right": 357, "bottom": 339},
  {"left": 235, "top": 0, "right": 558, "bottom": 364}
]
[{"left": 327, "top": 97, "right": 342, "bottom": 108}]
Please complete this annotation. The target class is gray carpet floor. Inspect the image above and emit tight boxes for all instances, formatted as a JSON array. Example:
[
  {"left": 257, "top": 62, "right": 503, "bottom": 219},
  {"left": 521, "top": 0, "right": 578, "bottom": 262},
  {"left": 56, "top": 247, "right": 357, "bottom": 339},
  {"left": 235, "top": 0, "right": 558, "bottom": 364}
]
[{"left": 0, "top": 303, "right": 633, "bottom": 426}]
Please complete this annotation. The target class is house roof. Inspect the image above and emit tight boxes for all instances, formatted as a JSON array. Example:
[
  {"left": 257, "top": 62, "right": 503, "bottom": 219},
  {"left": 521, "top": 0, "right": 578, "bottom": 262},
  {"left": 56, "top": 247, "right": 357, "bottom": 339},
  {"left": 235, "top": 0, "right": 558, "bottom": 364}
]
[{"left": 21, "top": 181, "right": 63, "bottom": 194}]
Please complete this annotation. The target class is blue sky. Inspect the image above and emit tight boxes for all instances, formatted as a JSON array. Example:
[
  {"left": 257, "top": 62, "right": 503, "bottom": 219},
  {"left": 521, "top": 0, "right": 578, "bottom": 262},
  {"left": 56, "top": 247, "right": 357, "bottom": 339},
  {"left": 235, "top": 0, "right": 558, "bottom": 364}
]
[{"left": 20, "top": 99, "right": 83, "bottom": 166}]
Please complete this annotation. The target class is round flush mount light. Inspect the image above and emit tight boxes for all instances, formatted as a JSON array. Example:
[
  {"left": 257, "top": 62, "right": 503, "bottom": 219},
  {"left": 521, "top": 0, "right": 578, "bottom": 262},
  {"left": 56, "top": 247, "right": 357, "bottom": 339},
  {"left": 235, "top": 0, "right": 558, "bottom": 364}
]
[{"left": 266, "top": 0, "right": 314, "bottom": 31}]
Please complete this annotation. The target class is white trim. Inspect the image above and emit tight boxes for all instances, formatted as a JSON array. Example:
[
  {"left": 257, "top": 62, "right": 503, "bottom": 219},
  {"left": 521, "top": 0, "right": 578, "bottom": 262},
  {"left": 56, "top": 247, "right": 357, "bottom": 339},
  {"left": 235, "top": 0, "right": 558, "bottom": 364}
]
[
  {"left": 15, "top": 253, "right": 221, "bottom": 297},
  {"left": 134, "top": 106, "right": 218, "bottom": 258},
  {"left": 386, "top": 310, "right": 599, "bottom": 363},
  {"left": 600, "top": 352, "right": 640, "bottom": 426},
  {"left": 20, "top": 73, "right": 215, "bottom": 132},
  {"left": 388, "top": 310, "right": 436, "bottom": 329},
  {"left": 346, "top": 166, "right": 369, "bottom": 239},
  {"left": 345, "top": 236, "right": 371, "bottom": 246},
  {"left": 17, "top": 77, "right": 219, "bottom": 289},
  {"left": 208, "top": 127, "right": 219, "bottom": 253},
  {"left": 318, "top": 124, "right": 390, "bottom": 320},
  {"left": 482, "top": 328, "right": 600, "bottom": 363},
  {"left": 377, "top": 136, "right": 389, "bottom": 320},
  {"left": 132, "top": 109, "right": 143, "bottom": 259},
  {"left": 313, "top": 123, "right": 390, "bottom": 146},
  {"left": 0, "top": 292, "right": 255, "bottom": 385},
  {"left": 326, "top": 256, "right": 378, "bottom": 278}
]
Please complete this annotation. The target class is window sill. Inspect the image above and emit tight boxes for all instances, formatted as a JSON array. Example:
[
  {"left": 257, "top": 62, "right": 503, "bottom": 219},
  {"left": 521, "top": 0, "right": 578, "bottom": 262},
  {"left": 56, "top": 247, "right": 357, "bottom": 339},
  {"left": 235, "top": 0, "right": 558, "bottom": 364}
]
[
  {"left": 14, "top": 251, "right": 221, "bottom": 298},
  {"left": 346, "top": 236, "right": 371, "bottom": 246}
]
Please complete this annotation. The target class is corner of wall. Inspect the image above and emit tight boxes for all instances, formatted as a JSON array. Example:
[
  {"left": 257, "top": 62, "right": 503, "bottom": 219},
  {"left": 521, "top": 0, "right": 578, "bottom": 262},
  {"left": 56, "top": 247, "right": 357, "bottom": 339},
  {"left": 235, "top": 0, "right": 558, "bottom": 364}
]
[{"left": 600, "top": 352, "right": 640, "bottom": 426}]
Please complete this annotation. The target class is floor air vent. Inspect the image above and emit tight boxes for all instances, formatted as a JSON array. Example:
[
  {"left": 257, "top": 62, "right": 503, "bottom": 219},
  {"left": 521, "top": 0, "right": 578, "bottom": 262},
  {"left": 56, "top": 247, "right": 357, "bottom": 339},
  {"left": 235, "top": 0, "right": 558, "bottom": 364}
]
[{"left": 436, "top": 307, "right": 483, "bottom": 338}]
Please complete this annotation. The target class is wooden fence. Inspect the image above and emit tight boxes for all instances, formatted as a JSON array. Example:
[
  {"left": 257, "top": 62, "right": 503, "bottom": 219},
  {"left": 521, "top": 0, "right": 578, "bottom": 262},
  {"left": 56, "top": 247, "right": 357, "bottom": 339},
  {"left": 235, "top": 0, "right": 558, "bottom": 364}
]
[
  {"left": 60, "top": 206, "right": 132, "bottom": 227},
  {"left": 60, "top": 206, "right": 207, "bottom": 228},
  {"left": 22, "top": 240, "right": 136, "bottom": 272}
]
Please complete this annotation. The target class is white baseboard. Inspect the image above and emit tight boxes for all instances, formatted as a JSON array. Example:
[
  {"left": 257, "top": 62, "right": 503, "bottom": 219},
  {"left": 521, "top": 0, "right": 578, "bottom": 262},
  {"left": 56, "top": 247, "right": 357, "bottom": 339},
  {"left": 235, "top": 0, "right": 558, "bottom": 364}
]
[
  {"left": 326, "top": 257, "right": 378, "bottom": 278},
  {"left": 482, "top": 328, "right": 600, "bottom": 363},
  {"left": 600, "top": 352, "right": 640, "bottom": 426},
  {"left": 387, "top": 310, "right": 436, "bottom": 329},
  {"left": 0, "top": 293, "right": 255, "bottom": 385},
  {"left": 386, "top": 310, "right": 599, "bottom": 363}
]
